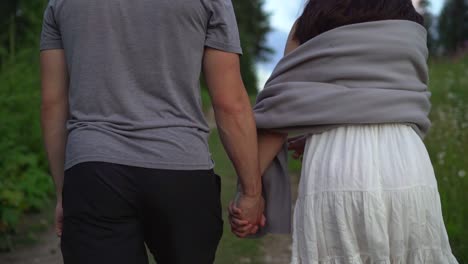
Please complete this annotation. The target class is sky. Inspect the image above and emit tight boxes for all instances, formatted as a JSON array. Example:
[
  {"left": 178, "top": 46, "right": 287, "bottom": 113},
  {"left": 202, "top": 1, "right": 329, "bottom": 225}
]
[{"left": 256, "top": 0, "right": 445, "bottom": 88}]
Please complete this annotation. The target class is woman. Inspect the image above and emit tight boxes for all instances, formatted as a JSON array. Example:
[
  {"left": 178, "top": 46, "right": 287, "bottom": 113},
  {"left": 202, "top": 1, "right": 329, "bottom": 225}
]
[{"left": 229, "top": 0, "right": 459, "bottom": 263}]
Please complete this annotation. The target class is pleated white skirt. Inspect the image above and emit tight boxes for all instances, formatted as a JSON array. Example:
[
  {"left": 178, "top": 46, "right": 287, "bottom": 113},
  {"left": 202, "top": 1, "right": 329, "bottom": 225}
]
[{"left": 291, "top": 124, "right": 458, "bottom": 264}]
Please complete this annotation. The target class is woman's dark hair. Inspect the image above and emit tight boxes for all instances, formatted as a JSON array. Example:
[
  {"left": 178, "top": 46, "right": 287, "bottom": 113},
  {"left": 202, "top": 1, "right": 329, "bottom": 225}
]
[{"left": 294, "top": 0, "right": 424, "bottom": 44}]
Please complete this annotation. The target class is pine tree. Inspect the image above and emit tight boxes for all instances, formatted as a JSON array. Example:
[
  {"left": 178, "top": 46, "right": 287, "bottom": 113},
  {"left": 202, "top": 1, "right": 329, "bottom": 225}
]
[
  {"left": 233, "top": 0, "right": 272, "bottom": 94},
  {"left": 438, "top": 0, "right": 468, "bottom": 54},
  {"left": 0, "top": 0, "right": 46, "bottom": 65}
]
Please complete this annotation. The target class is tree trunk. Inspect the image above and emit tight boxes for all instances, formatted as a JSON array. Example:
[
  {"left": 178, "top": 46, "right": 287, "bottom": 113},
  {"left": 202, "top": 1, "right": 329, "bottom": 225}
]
[{"left": 9, "top": 13, "right": 16, "bottom": 61}]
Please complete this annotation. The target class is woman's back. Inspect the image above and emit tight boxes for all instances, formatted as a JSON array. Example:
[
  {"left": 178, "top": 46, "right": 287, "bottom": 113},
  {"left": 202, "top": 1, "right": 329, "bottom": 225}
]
[{"left": 275, "top": 1, "right": 460, "bottom": 263}]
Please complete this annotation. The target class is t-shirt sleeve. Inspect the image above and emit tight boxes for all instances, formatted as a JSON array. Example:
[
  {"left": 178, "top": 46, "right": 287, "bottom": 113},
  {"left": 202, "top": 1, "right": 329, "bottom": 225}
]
[
  {"left": 205, "top": 0, "right": 243, "bottom": 54},
  {"left": 40, "top": 3, "right": 63, "bottom": 51}
]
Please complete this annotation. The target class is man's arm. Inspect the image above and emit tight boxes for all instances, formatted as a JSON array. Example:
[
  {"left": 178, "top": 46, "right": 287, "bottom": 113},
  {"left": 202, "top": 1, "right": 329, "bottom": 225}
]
[
  {"left": 229, "top": 21, "right": 300, "bottom": 235},
  {"left": 203, "top": 48, "right": 263, "bottom": 232},
  {"left": 40, "top": 50, "right": 69, "bottom": 235}
]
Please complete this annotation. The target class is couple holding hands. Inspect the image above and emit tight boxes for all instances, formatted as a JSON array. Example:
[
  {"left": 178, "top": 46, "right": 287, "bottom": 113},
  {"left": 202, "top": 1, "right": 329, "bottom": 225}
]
[{"left": 40, "top": 0, "right": 458, "bottom": 263}]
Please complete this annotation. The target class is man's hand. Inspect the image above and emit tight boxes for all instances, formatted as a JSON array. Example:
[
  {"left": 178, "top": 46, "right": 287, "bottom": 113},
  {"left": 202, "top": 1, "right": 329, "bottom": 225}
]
[
  {"left": 288, "top": 136, "right": 306, "bottom": 160},
  {"left": 228, "top": 203, "right": 256, "bottom": 238},
  {"left": 228, "top": 192, "right": 266, "bottom": 238},
  {"left": 55, "top": 200, "right": 64, "bottom": 237}
]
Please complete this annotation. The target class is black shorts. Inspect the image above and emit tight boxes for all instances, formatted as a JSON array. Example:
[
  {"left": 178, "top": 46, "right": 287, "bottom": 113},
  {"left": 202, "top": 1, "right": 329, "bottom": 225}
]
[{"left": 61, "top": 162, "right": 223, "bottom": 264}]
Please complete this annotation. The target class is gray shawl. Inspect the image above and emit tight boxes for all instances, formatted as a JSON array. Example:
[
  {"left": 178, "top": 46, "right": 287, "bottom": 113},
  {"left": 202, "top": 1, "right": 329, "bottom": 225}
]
[{"left": 253, "top": 20, "right": 430, "bottom": 235}]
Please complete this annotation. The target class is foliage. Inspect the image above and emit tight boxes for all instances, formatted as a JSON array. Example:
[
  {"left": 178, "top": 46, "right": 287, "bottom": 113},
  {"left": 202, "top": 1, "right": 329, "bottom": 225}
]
[
  {"left": 0, "top": 1, "right": 51, "bottom": 249},
  {"left": 0, "top": 1, "right": 46, "bottom": 66},
  {"left": 0, "top": 48, "right": 54, "bottom": 250},
  {"left": 414, "top": 0, "right": 467, "bottom": 56},
  {"left": 425, "top": 57, "right": 468, "bottom": 262},
  {"left": 438, "top": 0, "right": 468, "bottom": 54},
  {"left": 200, "top": 0, "right": 272, "bottom": 96},
  {"left": 233, "top": 0, "right": 272, "bottom": 94}
]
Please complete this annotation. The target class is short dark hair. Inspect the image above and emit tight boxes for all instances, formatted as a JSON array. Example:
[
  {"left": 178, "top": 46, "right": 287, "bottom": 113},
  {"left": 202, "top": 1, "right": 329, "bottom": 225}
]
[{"left": 294, "top": 0, "right": 424, "bottom": 44}]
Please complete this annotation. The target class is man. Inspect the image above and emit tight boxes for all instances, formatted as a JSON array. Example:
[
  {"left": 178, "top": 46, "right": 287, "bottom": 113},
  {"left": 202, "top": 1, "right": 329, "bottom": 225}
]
[{"left": 40, "top": 0, "right": 264, "bottom": 263}]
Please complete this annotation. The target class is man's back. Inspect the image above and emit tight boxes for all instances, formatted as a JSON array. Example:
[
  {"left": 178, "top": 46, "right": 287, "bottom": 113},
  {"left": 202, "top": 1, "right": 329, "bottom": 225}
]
[
  {"left": 41, "top": 0, "right": 242, "bottom": 170},
  {"left": 40, "top": 1, "right": 265, "bottom": 263}
]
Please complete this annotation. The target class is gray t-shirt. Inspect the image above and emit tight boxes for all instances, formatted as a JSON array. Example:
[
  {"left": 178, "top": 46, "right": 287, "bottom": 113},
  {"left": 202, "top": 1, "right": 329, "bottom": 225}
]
[{"left": 40, "top": 0, "right": 242, "bottom": 170}]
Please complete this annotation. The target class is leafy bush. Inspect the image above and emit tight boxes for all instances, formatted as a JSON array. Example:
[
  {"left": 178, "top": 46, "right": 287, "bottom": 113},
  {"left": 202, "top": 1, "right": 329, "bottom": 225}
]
[{"left": 0, "top": 49, "right": 53, "bottom": 248}]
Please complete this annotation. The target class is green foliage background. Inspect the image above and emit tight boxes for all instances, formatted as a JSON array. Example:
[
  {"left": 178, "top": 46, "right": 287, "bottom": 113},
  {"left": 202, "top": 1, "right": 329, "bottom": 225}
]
[
  {"left": 0, "top": 1, "right": 53, "bottom": 250},
  {"left": 425, "top": 58, "right": 468, "bottom": 262},
  {"left": 438, "top": 0, "right": 468, "bottom": 55}
]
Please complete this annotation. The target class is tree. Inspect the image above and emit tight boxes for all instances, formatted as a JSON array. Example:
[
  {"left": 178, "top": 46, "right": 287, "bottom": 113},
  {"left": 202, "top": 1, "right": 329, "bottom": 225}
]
[
  {"left": 438, "top": 0, "right": 468, "bottom": 54},
  {"left": 233, "top": 0, "right": 272, "bottom": 94},
  {"left": 0, "top": 0, "right": 46, "bottom": 66}
]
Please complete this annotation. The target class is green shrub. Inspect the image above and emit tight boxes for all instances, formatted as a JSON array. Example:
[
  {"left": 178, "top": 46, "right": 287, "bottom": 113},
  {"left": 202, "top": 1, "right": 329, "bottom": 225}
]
[{"left": 0, "top": 49, "right": 53, "bottom": 248}]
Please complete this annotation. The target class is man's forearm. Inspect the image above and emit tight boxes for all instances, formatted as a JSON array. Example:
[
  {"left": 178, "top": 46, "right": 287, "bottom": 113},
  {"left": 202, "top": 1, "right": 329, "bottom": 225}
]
[
  {"left": 214, "top": 106, "right": 261, "bottom": 197},
  {"left": 41, "top": 104, "right": 68, "bottom": 200}
]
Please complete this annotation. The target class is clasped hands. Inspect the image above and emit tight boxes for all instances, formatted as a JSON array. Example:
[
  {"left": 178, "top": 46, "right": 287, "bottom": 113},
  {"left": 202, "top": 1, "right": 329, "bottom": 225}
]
[
  {"left": 228, "top": 136, "right": 306, "bottom": 237},
  {"left": 228, "top": 191, "right": 266, "bottom": 237}
]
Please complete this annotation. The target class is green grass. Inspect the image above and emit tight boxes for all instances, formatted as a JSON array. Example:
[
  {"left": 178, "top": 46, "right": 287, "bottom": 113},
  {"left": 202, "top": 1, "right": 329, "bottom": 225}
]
[
  {"left": 201, "top": 86, "right": 212, "bottom": 112},
  {"left": 425, "top": 57, "right": 468, "bottom": 263}
]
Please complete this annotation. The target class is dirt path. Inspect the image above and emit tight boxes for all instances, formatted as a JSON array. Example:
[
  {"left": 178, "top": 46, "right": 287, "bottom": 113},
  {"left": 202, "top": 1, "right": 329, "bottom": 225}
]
[
  {"left": 260, "top": 234, "right": 292, "bottom": 263},
  {"left": 0, "top": 231, "right": 294, "bottom": 264},
  {"left": 260, "top": 173, "right": 299, "bottom": 264},
  {"left": 0, "top": 228, "right": 62, "bottom": 264}
]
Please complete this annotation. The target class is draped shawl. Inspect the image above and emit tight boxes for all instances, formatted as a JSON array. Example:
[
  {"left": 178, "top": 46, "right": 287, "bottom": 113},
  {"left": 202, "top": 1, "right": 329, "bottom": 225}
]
[{"left": 253, "top": 20, "right": 430, "bottom": 235}]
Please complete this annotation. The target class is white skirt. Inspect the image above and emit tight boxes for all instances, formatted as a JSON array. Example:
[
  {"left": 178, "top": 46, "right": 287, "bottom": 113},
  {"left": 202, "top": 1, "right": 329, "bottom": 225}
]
[{"left": 291, "top": 124, "right": 458, "bottom": 264}]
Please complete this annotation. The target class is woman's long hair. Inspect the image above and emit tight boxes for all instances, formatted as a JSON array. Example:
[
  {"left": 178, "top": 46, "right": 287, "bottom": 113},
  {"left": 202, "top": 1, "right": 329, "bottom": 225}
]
[{"left": 294, "top": 0, "right": 424, "bottom": 44}]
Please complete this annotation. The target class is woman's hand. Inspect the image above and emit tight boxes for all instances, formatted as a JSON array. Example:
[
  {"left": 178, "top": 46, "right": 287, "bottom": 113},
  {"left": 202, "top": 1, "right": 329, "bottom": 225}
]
[{"left": 288, "top": 136, "right": 306, "bottom": 160}]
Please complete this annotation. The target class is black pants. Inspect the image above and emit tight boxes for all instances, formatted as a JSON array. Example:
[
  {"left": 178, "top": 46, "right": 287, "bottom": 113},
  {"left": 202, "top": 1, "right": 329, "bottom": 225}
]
[{"left": 61, "top": 162, "right": 223, "bottom": 264}]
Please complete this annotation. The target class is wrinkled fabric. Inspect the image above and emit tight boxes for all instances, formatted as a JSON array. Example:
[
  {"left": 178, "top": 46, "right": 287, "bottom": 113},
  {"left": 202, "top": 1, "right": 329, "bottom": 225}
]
[
  {"left": 253, "top": 20, "right": 431, "bottom": 234},
  {"left": 291, "top": 124, "right": 458, "bottom": 264}
]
